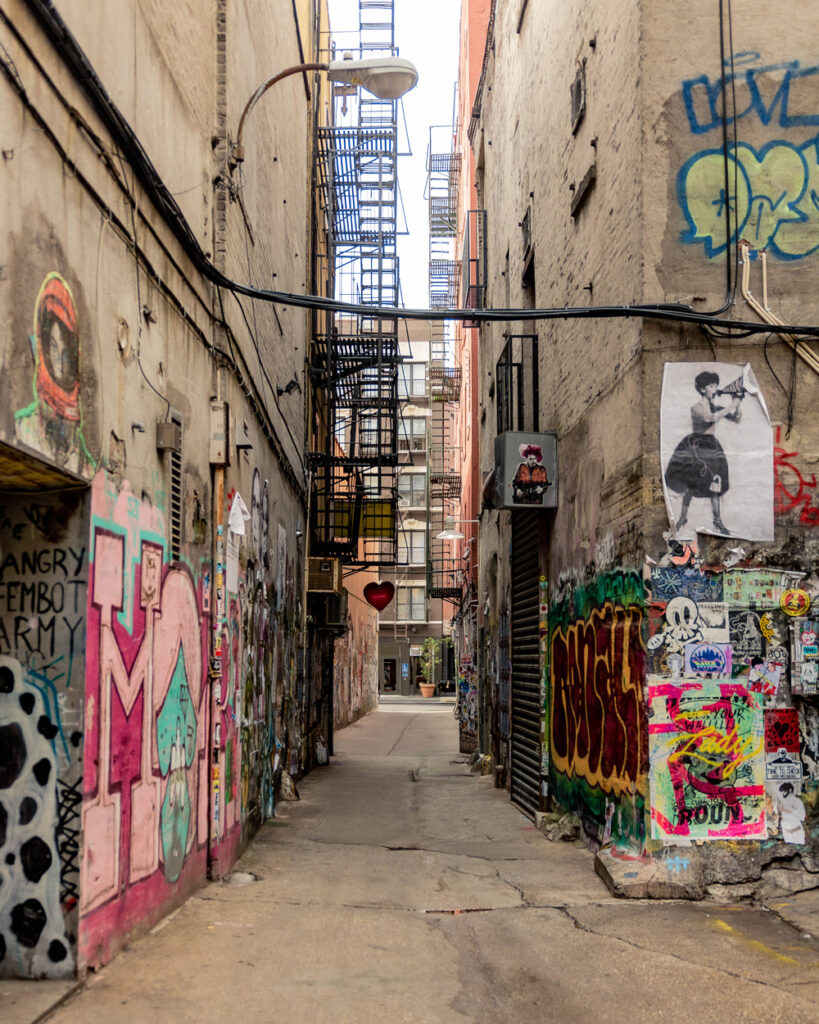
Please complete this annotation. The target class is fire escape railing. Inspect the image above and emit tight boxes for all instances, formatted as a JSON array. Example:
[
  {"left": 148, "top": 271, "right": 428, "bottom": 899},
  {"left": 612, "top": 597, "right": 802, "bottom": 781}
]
[
  {"left": 311, "top": 1, "right": 401, "bottom": 568},
  {"left": 425, "top": 125, "right": 463, "bottom": 601}
]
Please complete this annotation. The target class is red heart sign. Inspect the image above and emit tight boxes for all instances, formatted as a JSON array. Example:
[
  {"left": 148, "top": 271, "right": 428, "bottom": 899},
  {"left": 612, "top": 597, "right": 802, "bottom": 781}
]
[{"left": 363, "top": 580, "right": 395, "bottom": 611}]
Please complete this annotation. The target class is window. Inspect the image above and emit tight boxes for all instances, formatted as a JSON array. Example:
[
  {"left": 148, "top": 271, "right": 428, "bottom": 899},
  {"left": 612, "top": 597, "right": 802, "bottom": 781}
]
[
  {"left": 397, "top": 471, "right": 426, "bottom": 507},
  {"left": 398, "top": 530, "right": 425, "bottom": 565},
  {"left": 399, "top": 362, "right": 426, "bottom": 399},
  {"left": 397, "top": 585, "right": 426, "bottom": 622},
  {"left": 399, "top": 416, "right": 427, "bottom": 451},
  {"left": 360, "top": 415, "right": 380, "bottom": 458}
]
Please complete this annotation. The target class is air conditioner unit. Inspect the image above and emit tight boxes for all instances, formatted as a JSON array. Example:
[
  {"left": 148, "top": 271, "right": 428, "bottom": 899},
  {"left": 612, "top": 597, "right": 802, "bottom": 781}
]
[
  {"left": 324, "top": 591, "right": 349, "bottom": 630},
  {"left": 307, "top": 556, "right": 342, "bottom": 594}
]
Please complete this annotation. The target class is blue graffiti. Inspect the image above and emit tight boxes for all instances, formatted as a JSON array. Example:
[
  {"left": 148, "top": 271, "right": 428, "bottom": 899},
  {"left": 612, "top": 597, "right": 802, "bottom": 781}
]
[
  {"left": 677, "top": 135, "right": 819, "bottom": 260},
  {"left": 683, "top": 57, "right": 819, "bottom": 135}
]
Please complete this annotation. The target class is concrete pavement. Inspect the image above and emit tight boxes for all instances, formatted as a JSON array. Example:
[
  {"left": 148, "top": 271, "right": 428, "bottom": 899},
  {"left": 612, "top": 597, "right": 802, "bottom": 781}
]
[{"left": 7, "top": 702, "right": 819, "bottom": 1022}]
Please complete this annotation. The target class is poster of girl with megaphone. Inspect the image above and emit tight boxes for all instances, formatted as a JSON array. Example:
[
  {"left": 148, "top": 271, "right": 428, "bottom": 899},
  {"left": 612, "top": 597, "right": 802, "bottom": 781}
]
[{"left": 661, "top": 362, "right": 773, "bottom": 541}]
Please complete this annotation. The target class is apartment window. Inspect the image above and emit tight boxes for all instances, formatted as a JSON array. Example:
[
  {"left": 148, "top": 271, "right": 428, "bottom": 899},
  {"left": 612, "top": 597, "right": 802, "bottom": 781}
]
[
  {"left": 398, "top": 530, "right": 425, "bottom": 565},
  {"left": 360, "top": 415, "right": 380, "bottom": 458},
  {"left": 399, "top": 416, "right": 426, "bottom": 452},
  {"left": 397, "top": 471, "right": 426, "bottom": 507},
  {"left": 399, "top": 362, "right": 427, "bottom": 399},
  {"left": 397, "top": 585, "right": 426, "bottom": 622}
]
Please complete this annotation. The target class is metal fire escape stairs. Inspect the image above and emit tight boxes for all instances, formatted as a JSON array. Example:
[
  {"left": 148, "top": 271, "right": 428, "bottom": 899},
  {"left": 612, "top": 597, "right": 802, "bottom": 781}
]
[
  {"left": 426, "top": 125, "right": 462, "bottom": 602},
  {"left": 312, "top": 0, "right": 402, "bottom": 569}
]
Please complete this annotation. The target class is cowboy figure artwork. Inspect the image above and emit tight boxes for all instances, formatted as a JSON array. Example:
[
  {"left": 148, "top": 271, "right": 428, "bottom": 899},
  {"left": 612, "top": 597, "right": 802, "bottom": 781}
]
[{"left": 512, "top": 442, "right": 550, "bottom": 504}]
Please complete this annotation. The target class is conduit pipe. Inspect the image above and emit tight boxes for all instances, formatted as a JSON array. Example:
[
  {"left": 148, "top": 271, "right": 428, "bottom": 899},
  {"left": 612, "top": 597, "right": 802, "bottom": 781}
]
[{"left": 738, "top": 240, "right": 819, "bottom": 377}]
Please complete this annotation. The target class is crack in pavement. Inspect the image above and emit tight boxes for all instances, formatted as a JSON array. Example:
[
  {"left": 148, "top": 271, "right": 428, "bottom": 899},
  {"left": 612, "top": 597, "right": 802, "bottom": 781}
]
[{"left": 557, "top": 906, "right": 819, "bottom": 1001}]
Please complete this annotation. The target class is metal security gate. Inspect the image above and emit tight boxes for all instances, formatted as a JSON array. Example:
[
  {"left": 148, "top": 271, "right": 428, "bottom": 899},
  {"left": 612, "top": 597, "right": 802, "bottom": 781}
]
[{"left": 510, "top": 511, "right": 542, "bottom": 816}]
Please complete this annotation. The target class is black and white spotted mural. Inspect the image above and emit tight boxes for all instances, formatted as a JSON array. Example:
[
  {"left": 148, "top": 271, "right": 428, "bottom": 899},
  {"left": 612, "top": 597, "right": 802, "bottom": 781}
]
[{"left": 0, "top": 655, "right": 73, "bottom": 977}]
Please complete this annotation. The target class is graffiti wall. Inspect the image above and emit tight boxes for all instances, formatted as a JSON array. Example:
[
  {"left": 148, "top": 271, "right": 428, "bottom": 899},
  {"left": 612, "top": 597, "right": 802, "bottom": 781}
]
[
  {"left": 333, "top": 588, "right": 378, "bottom": 731},
  {"left": 79, "top": 474, "right": 209, "bottom": 969},
  {"left": 548, "top": 570, "right": 647, "bottom": 849},
  {"left": 646, "top": 541, "right": 817, "bottom": 847},
  {"left": 676, "top": 54, "right": 819, "bottom": 262},
  {"left": 209, "top": 476, "right": 299, "bottom": 876},
  {"left": 0, "top": 490, "right": 88, "bottom": 978}
]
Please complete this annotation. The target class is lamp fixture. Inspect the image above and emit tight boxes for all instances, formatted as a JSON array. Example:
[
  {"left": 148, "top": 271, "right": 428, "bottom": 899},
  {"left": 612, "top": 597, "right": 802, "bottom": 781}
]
[
  {"left": 232, "top": 53, "right": 418, "bottom": 165},
  {"left": 277, "top": 378, "right": 300, "bottom": 397},
  {"left": 435, "top": 517, "right": 480, "bottom": 540}
]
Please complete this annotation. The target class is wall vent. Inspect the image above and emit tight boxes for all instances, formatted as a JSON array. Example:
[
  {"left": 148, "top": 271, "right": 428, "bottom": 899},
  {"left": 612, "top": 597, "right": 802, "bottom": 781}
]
[{"left": 169, "top": 412, "right": 183, "bottom": 560}]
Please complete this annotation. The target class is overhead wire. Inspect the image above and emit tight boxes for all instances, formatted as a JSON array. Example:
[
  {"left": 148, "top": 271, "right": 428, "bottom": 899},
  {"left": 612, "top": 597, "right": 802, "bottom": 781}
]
[{"left": 22, "top": 0, "right": 819, "bottom": 345}]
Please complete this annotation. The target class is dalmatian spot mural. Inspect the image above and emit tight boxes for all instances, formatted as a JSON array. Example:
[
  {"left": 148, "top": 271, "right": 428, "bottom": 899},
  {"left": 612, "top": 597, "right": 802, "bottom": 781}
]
[{"left": 0, "top": 656, "right": 73, "bottom": 978}]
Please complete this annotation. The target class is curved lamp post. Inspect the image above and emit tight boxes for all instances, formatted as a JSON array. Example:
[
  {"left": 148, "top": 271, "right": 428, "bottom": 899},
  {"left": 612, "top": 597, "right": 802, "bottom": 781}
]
[{"left": 232, "top": 53, "right": 418, "bottom": 164}]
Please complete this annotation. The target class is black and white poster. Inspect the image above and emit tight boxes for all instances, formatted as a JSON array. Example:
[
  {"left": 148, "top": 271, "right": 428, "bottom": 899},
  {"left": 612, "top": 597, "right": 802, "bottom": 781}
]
[{"left": 661, "top": 362, "right": 773, "bottom": 541}]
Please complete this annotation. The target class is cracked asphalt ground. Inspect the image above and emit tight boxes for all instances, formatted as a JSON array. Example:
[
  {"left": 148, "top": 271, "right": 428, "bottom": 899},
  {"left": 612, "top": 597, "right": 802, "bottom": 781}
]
[{"left": 46, "top": 706, "right": 819, "bottom": 1024}]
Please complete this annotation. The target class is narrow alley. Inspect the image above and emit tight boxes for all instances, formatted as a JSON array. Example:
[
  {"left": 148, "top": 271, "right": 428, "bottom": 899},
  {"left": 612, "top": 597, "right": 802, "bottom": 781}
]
[{"left": 11, "top": 702, "right": 819, "bottom": 1024}]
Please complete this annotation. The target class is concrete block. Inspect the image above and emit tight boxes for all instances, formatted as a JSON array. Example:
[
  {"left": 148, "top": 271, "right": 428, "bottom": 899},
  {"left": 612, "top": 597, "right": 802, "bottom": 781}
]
[{"left": 595, "top": 845, "right": 705, "bottom": 900}]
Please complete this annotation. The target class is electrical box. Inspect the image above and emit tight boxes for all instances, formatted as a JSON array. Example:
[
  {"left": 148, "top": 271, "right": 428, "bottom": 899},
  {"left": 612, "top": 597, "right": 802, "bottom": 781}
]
[
  {"left": 156, "top": 420, "right": 182, "bottom": 453},
  {"left": 307, "top": 556, "right": 343, "bottom": 594},
  {"left": 495, "top": 431, "right": 558, "bottom": 510},
  {"left": 209, "top": 400, "right": 231, "bottom": 466}
]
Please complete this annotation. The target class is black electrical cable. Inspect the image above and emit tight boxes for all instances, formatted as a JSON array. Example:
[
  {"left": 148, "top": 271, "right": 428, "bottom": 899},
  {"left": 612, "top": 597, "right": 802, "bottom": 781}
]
[{"left": 23, "top": 0, "right": 819, "bottom": 341}]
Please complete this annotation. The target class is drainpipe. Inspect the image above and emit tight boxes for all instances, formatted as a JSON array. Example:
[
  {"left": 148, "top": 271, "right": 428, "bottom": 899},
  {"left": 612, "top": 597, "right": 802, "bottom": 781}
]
[{"left": 738, "top": 241, "right": 819, "bottom": 376}]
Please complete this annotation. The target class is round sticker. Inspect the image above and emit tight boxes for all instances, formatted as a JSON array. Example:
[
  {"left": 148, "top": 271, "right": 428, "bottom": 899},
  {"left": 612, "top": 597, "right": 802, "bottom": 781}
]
[{"left": 780, "top": 589, "right": 811, "bottom": 617}]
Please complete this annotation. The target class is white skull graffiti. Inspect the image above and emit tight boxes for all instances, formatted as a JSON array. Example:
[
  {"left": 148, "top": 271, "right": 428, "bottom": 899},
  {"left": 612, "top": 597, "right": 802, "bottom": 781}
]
[{"left": 648, "top": 595, "right": 704, "bottom": 654}]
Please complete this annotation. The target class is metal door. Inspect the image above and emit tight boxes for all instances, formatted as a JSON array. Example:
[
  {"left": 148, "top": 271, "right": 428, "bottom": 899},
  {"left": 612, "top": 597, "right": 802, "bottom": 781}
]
[{"left": 510, "top": 511, "right": 542, "bottom": 815}]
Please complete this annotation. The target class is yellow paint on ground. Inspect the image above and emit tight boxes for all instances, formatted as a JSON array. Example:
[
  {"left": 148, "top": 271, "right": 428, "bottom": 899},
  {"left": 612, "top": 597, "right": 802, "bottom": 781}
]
[{"left": 714, "top": 919, "right": 801, "bottom": 965}]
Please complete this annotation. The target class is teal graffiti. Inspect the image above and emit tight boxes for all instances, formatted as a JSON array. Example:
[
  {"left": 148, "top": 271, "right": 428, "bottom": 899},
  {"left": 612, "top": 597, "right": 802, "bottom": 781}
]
[{"left": 156, "top": 648, "right": 197, "bottom": 883}]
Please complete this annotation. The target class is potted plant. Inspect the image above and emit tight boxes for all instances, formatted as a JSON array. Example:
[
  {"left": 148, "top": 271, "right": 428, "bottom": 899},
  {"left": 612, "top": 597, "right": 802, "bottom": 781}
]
[{"left": 418, "top": 637, "right": 440, "bottom": 698}]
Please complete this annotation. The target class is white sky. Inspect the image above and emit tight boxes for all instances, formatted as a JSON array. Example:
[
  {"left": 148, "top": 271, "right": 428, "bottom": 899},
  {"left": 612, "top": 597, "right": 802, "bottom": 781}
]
[{"left": 327, "top": 0, "right": 462, "bottom": 308}]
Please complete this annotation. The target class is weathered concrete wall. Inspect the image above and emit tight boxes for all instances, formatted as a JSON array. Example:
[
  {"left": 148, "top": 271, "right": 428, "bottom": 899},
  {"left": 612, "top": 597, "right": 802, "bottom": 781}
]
[{"left": 0, "top": 0, "right": 318, "bottom": 973}]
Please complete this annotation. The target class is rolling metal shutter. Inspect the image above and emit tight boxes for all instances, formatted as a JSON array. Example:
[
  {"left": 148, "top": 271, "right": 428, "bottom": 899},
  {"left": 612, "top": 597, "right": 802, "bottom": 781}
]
[{"left": 510, "top": 511, "right": 542, "bottom": 816}]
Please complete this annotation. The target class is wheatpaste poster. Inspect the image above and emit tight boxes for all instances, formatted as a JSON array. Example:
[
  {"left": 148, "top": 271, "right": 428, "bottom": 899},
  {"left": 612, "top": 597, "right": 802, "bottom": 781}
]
[{"left": 661, "top": 362, "right": 773, "bottom": 541}]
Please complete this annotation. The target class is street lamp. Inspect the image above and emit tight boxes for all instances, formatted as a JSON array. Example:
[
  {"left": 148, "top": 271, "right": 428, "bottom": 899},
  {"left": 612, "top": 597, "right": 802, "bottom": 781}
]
[
  {"left": 435, "top": 517, "right": 479, "bottom": 540},
  {"left": 232, "top": 52, "right": 419, "bottom": 164}
]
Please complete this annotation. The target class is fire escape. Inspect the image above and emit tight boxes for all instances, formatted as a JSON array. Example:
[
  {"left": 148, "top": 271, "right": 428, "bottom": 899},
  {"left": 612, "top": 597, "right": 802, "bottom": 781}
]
[
  {"left": 426, "top": 125, "right": 462, "bottom": 602},
  {"left": 312, "top": 0, "right": 401, "bottom": 569}
]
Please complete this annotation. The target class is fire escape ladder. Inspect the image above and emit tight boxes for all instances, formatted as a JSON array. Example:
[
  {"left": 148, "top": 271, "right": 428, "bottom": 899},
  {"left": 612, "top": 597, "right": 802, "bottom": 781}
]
[{"left": 310, "top": 0, "right": 400, "bottom": 568}]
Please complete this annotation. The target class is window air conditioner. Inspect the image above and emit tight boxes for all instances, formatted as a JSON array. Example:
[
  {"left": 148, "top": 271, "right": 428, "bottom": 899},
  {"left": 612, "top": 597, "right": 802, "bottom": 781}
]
[{"left": 307, "top": 556, "right": 343, "bottom": 594}]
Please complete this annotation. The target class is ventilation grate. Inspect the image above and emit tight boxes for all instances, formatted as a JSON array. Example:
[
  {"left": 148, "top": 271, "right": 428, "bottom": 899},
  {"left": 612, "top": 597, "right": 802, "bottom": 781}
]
[{"left": 170, "top": 413, "right": 183, "bottom": 561}]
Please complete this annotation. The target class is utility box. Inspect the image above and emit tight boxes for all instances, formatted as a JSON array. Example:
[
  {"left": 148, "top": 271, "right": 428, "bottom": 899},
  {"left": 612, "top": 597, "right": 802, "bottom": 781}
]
[
  {"left": 209, "top": 400, "right": 231, "bottom": 466},
  {"left": 156, "top": 420, "right": 182, "bottom": 453}
]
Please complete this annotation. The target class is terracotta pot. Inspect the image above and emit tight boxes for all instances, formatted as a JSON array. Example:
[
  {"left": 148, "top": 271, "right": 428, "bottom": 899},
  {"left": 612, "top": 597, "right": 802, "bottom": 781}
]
[{"left": 419, "top": 682, "right": 435, "bottom": 698}]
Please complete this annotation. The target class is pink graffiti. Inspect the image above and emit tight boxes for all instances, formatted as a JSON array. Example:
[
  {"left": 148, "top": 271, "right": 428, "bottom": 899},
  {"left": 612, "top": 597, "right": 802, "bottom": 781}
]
[
  {"left": 774, "top": 426, "right": 819, "bottom": 525},
  {"left": 81, "top": 517, "right": 208, "bottom": 922}
]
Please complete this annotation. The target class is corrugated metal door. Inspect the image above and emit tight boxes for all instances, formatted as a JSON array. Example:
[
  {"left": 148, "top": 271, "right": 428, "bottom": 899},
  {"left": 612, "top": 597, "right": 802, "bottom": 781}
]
[{"left": 510, "top": 511, "right": 542, "bottom": 816}]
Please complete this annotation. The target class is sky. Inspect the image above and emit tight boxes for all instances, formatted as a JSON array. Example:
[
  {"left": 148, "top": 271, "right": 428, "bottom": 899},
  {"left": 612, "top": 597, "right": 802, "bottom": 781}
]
[{"left": 327, "top": 0, "right": 462, "bottom": 308}]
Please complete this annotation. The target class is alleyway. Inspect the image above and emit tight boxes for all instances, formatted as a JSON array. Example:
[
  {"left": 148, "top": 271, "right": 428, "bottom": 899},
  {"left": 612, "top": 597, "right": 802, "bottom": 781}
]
[{"left": 22, "top": 704, "right": 819, "bottom": 1023}]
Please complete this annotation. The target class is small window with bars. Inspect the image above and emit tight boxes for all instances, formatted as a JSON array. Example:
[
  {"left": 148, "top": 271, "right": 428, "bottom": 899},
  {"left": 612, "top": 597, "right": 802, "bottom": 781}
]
[
  {"left": 169, "top": 412, "right": 183, "bottom": 561},
  {"left": 398, "top": 417, "right": 427, "bottom": 452}
]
